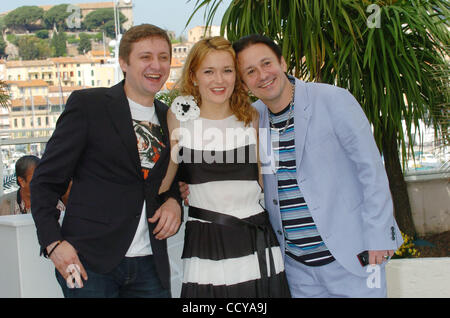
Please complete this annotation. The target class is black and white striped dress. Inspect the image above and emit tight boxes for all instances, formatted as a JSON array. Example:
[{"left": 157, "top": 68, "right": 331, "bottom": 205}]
[{"left": 178, "top": 115, "right": 290, "bottom": 298}]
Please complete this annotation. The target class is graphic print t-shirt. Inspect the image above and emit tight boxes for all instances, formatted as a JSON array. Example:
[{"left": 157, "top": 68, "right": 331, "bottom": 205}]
[
  {"left": 126, "top": 98, "right": 166, "bottom": 257},
  {"left": 130, "top": 100, "right": 166, "bottom": 180}
]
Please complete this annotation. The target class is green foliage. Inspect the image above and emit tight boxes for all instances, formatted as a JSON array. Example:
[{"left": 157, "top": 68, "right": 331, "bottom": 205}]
[
  {"left": 102, "top": 20, "right": 119, "bottom": 39},
  {"left": 17, "top": 35, "right": 51, "bottom": 60},
  {"left": 66, "top": 34, "right": 79, "bottom": 44},
  {"left": 0, "top": 16, "right": 6, "bottom": 32},
  {"left": 51, "top": 29, "right": 67, "bottom": 57},
  {"left": 35, "top": 29, "right": 49, "bottom": 39},
  {"left": 43, "top": 4, "right": 70, "bottom": 29},
  {"left": 4, "top": 6, "right": 44, "bottom": 30},
  {"left": 78, "top": 32, "right": 92, "bottom": 54},
  {"left": 93, "top": 32, "right": 104, "bottom": 43},
  {"left": 83, "top": 8, "right": 127, "bottom": 38},
  {"left": 0, "top": 37, "right": 6, "bottom": 56},
  {"left": 6, "top": 34, "right": 18, "bottom": 45},
  {"left": 156, "top": 89, "right": 180, "bottom": 106}
]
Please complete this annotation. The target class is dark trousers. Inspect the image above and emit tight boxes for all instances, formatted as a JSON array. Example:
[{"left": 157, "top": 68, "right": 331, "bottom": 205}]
[{"left": 55, "top": 255, "right": 171, "bottom": 298}]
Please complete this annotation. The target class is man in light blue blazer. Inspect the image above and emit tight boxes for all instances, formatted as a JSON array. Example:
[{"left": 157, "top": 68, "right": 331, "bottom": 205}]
[{"left": 232, "top": 35, "right": 403, "bottom": 297}]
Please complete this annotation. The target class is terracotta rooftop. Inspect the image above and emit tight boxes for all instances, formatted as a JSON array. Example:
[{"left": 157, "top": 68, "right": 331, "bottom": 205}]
[
  {"left": 50, "top": 57, "right": 99, "bottom": 64},
  {"left": 89, "top": 50, "right": 111, "bottom": 57},
  {"left": 11, "top": 96, "right": 69, "bottom": 107},
  {"left": 48, "top": 85, "right": 91, "bottom": 93},
  {"left": 171, "top": 57, "right": 183, "bottom": 68},
  {"left": 165, "top": 82, "right": 177, "bottom": 90},
  {"left": 6, "top": 60, "right": 54, "bottom": 68},
  {"left": 6, "top": 80, "right": 49, "bottom": 88}
]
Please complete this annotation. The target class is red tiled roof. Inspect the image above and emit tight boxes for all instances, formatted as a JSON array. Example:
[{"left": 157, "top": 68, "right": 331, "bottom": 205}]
[{"left": 11, "top": 95, "right": 68, "bottom": 107}]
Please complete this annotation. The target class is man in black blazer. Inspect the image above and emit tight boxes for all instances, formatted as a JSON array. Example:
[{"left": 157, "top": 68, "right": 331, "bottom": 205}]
[{"left": 30, "top": 24, "right": 182, "bottom": 298}]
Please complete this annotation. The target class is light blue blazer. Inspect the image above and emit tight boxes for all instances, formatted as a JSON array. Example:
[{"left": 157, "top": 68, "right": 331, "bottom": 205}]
[{"left": 255, "top": 78, "right": 403, "bottom": 277}]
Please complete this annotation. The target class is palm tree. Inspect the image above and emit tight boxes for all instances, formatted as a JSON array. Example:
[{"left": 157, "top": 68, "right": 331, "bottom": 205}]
[{"left": 188, "top": 0, "right": 450, "bottom": 237}]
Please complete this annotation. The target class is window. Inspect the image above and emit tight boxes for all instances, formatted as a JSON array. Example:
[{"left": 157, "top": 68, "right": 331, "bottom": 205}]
[
  {"left": 21, "top": 118, "right": 25, "bottom": 126},
  {"left": 91, "top": 70, "right": 94, "bottom": 76},
  {"left": 78, "top": 71, "right": 81, "bottom": 77},
  {"left": 37, "top": 117, "right": 41, "bottom": 126},
  {"left": 45, "top": 116, "right": 49, "bottom": 125},
  {"left": 14, "top": 119, "right": 17, "bottom": 127},
  {"left": 91, "top": 80, "right": 95, "bottom": 86}
]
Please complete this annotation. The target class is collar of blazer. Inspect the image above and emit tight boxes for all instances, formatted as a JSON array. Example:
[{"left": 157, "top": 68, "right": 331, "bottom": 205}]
[
  {"left": 105, "top": 80, "right": 171, "bottom": 179},
  {"left": 255, "top": 77, "right": 312, "bottom": 174}
]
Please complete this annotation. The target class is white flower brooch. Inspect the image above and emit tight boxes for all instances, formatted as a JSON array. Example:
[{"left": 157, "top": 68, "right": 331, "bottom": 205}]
[{"left": 171, "top": 95, "right": 200, "bottom": 122}]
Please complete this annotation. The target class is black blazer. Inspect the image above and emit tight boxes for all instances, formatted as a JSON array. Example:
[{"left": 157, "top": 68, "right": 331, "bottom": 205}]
[{"left": 30, "top": 81, "right": 180, "bottom": 290}]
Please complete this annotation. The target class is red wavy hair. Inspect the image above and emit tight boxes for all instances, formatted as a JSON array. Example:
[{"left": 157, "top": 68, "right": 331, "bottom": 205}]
[{"left": 178, "top": 36, "right": 256, "bottom": 125}]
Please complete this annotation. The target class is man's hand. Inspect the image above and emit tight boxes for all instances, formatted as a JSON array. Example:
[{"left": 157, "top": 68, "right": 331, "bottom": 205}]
[
  {"left": 148, "top": 197, "right": 182, "bottom": 240},
  {"left": 369, "top": 250, "right": 394, "bottom": 265},
  {"left": 179, "top": 181, "right": 190, "bottom": 206},
  {"left": 47, "top": 240, "right": 88, "bottom": 288}
]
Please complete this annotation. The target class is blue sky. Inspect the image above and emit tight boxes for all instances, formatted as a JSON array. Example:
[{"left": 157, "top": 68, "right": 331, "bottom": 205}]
[{"left": 2, "top": 0, "right": 232, "bottom": 37}]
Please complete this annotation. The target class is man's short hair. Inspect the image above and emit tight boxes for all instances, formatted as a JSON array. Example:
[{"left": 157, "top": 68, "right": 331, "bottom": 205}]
[
  {"left": 232, "top": 34, "right": 282, "bottom": 61},
  {"left": 119, "top": 23, "right": 172, "bottom": 65},
  {"left": 15, "top": 155, "right": 40, "bottom": 186}
]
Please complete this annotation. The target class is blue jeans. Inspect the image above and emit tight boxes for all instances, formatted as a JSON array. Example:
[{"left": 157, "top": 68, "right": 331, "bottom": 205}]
[{"left": 55, "top": 255, "right": 171, "bottom": 298}]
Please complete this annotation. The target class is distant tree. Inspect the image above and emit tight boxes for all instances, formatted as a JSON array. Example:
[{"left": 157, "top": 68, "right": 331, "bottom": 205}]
[
  {"left": 0, "top": 16, "right": 6, "bottom": 33},
  {"left": 4, "top": 6, "right": 44, "bottom": 30},
  {"left": 78, "top": 32, "right": 92, "bottom": 54},
  {"left": 0, "top": 37, "right": 6, "bottom": 57},
  {"left": 102, "top": 20, "right": 118, "bottom": 39},
  {"left": 17, "top": 36, "right": 51, "bottom": 60},
  {"left": 67, "top": 34, "right": 80, "bottom": 44},
  {"left": 36, "top": 29, "right": 49, "bottom": 39},
  {"left": 51, "top": 29, "right": 67, "bottom": 57},
  {"left": 84, "top": 8, "right": 127, "bottom": 38},
  {"left": 6, "top": 34, "right": 18, "bottom": 45},
  {"left": 93, "top": 32, "right": 104, "bottom": 43},
  {"left": 43, "top": 4, "right": 71, "bottom": 29}
]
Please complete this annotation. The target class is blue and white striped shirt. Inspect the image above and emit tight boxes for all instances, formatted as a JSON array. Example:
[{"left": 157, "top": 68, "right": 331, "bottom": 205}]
[{"left": 270, "top": 99, "right": 335, "bottom": 266}]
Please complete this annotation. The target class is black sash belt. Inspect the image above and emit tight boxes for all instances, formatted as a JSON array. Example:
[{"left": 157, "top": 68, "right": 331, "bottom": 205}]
[{"left": 189, "top": 206, "right": 277, "bottom": 296}]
